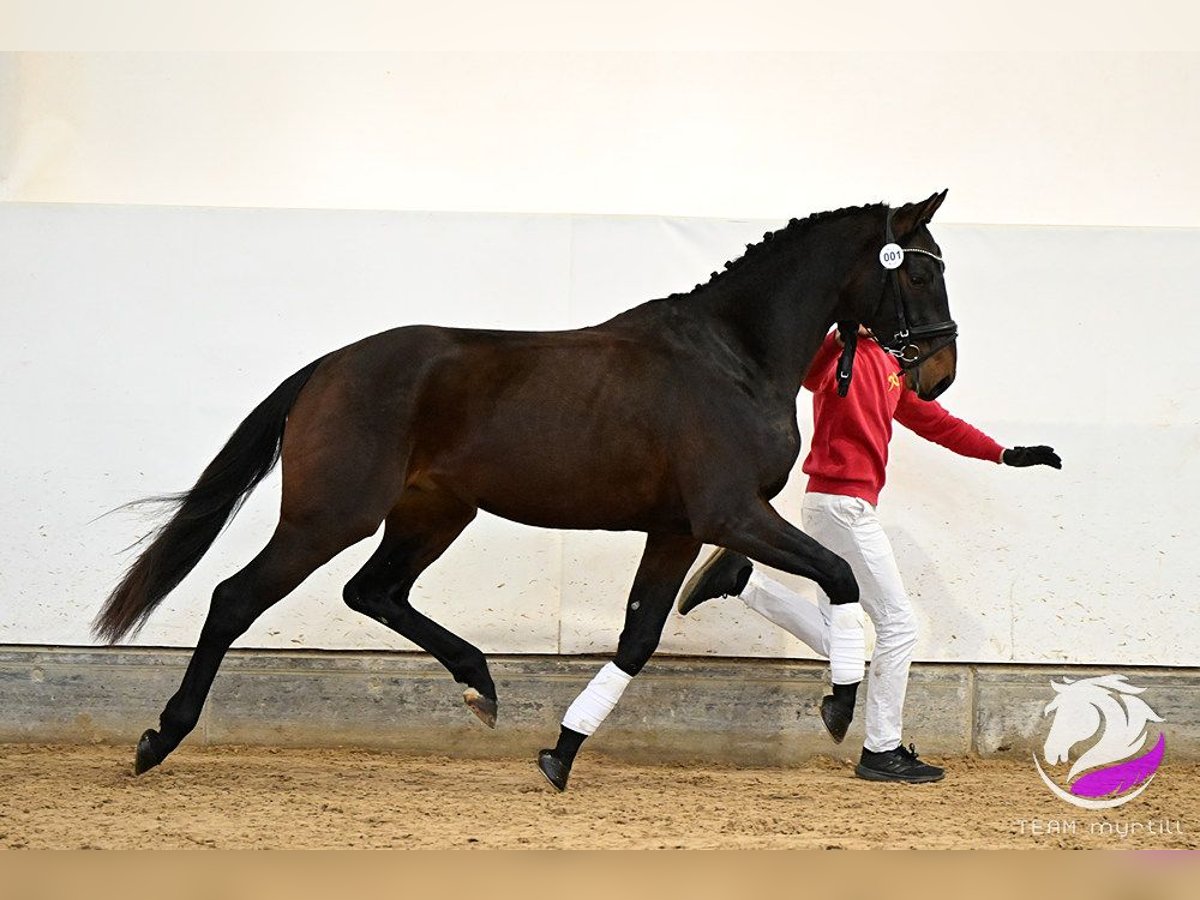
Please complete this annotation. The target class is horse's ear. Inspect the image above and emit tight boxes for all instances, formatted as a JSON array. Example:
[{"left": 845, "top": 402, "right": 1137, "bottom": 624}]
[{"left": 893, "top": 189, "right": 949, "bottom": 236}]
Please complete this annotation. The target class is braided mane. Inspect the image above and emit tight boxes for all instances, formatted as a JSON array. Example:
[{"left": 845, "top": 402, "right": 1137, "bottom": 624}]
[{"left": 671, "top": 202, "right": 886, "bottom": 299}]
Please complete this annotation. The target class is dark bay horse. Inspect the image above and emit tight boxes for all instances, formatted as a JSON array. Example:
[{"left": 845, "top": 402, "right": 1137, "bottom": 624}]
[{"left": 95, "top": 192, "right": 958, "bottom": 788}]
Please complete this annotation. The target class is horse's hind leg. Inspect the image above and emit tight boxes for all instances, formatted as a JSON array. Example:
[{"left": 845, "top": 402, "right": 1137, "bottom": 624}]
[
  {"left": 135, "top": 519, "right": 369, "bottom": 774},
  {"left": 537, "top": 532, "right": 701, "bottom": 792},
  {"left": 342, "top": 489, "right": 499, "bottom": 726}
]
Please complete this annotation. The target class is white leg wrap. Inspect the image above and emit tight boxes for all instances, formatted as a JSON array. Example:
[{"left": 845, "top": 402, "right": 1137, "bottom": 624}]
[
  {"left": 829, "top": 602, "right": 866, "bottom": 685},
  {"left": 562, "top": 662, "right": 633, "bottom": 736}
]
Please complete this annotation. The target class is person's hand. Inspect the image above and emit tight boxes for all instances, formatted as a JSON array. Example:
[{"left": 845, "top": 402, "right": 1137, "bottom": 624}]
[{"left": 1002, "top": 446, "right": 1062, "bottom": 469}]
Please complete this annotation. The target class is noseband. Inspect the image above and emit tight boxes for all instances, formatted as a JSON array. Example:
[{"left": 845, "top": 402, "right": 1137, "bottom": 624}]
[{"left": 835, "top": 207, "right": 958, "bottom": 396}]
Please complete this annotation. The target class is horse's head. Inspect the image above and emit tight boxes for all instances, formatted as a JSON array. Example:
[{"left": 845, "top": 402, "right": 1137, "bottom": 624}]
[
  {"left": 841, "top": 190, "right": 957, "bottom": 400},
  {"left": 1042, "top": 678, "right": 1103, "bottom": 765},
  {"left": 1041, "top": 675, "right": 1163, "bottom": 769}
]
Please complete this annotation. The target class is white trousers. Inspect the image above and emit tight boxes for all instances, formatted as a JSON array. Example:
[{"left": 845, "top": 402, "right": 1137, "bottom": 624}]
[{"left": 740, "top": 492, "right": 918, "bottom": 753}]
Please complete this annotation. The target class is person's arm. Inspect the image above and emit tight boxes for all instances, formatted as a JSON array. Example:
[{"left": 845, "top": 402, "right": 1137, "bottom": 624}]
[
  {"left": 894, "top": 390, "right": 1062, "bottom": 468},
  {"left": 893, "top": 389, "right": 1006, "bottom": 462}
]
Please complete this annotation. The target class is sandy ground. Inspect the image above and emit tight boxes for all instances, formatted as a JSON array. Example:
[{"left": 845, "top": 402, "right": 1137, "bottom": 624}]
[{"left": 0, "top": 744, "right": 1196, "bottom": 849}]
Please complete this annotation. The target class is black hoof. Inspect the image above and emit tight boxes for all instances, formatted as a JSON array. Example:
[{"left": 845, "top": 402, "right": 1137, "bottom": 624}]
[
  {"left": 537, "top": 749, "right": 570, "bottom": 792},
  {"left": 463, "top": 688, "right": 498, "bottom": 729},
  {"left": 820, "top": 695, "right": 853, "bottom": 744},
  {"left": 134, "top": 728, "right": 164, "bottom": 775}
]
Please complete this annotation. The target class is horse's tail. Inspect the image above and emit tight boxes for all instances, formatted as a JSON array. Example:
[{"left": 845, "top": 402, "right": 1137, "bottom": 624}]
[{"left": 92, "top": 356, "right": 327, "bottom": 643}]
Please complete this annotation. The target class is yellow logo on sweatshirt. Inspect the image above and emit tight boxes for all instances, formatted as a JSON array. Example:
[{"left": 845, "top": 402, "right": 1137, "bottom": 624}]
[{"left": 887, "top": 372, "right": 902, "bottom": 391}]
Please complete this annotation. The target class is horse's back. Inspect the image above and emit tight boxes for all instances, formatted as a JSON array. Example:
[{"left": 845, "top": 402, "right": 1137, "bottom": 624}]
[
  {"left": 409, "top": 325, "right": 700, "bottom": 529},
  {"left": 280, "top": 318, "right": 792, "bottom": 532}
]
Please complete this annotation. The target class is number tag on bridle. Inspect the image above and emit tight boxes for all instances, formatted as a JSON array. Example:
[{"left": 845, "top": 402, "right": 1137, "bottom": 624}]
[{"left": 879, "top": 243, "right": 904, "bottom": 270}]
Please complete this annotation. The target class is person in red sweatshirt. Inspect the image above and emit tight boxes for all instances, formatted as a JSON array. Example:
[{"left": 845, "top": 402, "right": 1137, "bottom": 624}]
[{"left": 677, "top": 327, "right": 1061, "bottom": 783}]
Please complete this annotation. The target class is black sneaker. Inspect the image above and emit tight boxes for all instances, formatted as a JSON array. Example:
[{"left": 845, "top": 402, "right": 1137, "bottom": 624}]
[
  {"left": 676, "top": 549, "right": 753, "bottom": 616},
  {"left": 855, "top": 743, "right": 944, "bottom": 784}
]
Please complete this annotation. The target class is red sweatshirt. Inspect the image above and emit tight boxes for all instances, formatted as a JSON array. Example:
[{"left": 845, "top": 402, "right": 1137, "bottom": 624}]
[{"left": 801, "top": 332, "right": 1004, "bottom": 506}]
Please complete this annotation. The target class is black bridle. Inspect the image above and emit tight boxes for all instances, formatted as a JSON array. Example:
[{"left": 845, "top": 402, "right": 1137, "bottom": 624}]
[{"left": 836, "top": 207, "right": 958, "bottom": 397}]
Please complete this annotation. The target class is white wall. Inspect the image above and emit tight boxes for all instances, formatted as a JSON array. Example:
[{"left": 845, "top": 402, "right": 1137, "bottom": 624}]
[
  {"left": 1, "top": 204, "right": 1197, "bottom": 666},
  {"left": 2, "top": 51, "right": 1198, "bottom": 666},
  {"left": 3, "top": 52, "right": 1199, "bottom": 226},
  {"left": 4, "top": 2, "right": 1196, "bottom": 53}
]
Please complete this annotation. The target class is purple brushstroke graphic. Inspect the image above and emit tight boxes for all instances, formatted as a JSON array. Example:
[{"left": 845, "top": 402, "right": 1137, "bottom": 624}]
[{"left": 1069, "top": 733, "right": 1165, "bottom": 799}]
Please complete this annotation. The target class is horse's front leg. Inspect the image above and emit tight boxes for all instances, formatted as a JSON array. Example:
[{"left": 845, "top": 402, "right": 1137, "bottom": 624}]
[
  {"left": 537, "top": 532, "right": 701, "bottom": 792},
  {"left": 700, "top": 498, "right": 859, "bottom": 605},
  {"left": 701, "top": 496, "right": 866, "bottom": 717}
]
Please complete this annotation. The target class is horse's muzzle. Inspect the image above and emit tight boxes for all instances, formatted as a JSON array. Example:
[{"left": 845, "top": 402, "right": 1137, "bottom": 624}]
[{"left": 920, "top": 373, "right": 955, "bottom": 401}]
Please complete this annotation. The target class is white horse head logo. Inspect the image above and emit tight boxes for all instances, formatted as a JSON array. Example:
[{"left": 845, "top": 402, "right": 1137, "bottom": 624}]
[{"left": 1035, "top": 674, "right": 1165, "bottom": 810}]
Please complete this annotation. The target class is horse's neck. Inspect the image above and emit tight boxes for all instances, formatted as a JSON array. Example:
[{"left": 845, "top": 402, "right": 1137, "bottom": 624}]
[{"left": 706, "top": 222, "right": 864, "bottom": 393}]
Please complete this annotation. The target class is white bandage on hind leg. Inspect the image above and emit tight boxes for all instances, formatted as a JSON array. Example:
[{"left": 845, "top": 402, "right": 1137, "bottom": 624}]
[
  {"left": 562, "top": 662, "right": 633, "bottom": 735},
  {"left": 828, "top": 603, "right": 866, "bottom": 685}
]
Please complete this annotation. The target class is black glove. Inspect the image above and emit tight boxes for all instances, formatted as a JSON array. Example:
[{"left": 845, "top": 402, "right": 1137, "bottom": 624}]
[{"left": 1002, "top": 446, "right": 1062, "bottom": 469}]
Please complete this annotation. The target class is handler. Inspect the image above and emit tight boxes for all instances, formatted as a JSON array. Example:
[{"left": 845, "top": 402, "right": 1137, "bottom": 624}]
[{"left": 677, "top": 327, "right": 1061, "bottom": 783}]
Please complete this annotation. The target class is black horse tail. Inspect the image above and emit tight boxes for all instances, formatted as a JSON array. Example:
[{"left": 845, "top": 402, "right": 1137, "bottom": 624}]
[{"left": 92, "top": 357, "right": 327, "bottom": 643}]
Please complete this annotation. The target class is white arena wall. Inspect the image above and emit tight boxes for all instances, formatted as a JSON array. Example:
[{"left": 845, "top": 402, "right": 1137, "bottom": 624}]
[
  {"left": 2, "top": 49, "right": 1198, "bottom": 679},
  {"left": 2, "top": 202, "right": 1197, "bottom": 668},
  {"left": 4, "top": 52, "right": 1200, "bottom": 228}
]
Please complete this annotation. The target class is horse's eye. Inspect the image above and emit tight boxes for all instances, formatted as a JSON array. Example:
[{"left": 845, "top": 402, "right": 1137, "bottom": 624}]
[{"left": 910, "top": 274, "right": 928, "bottom": 287}]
